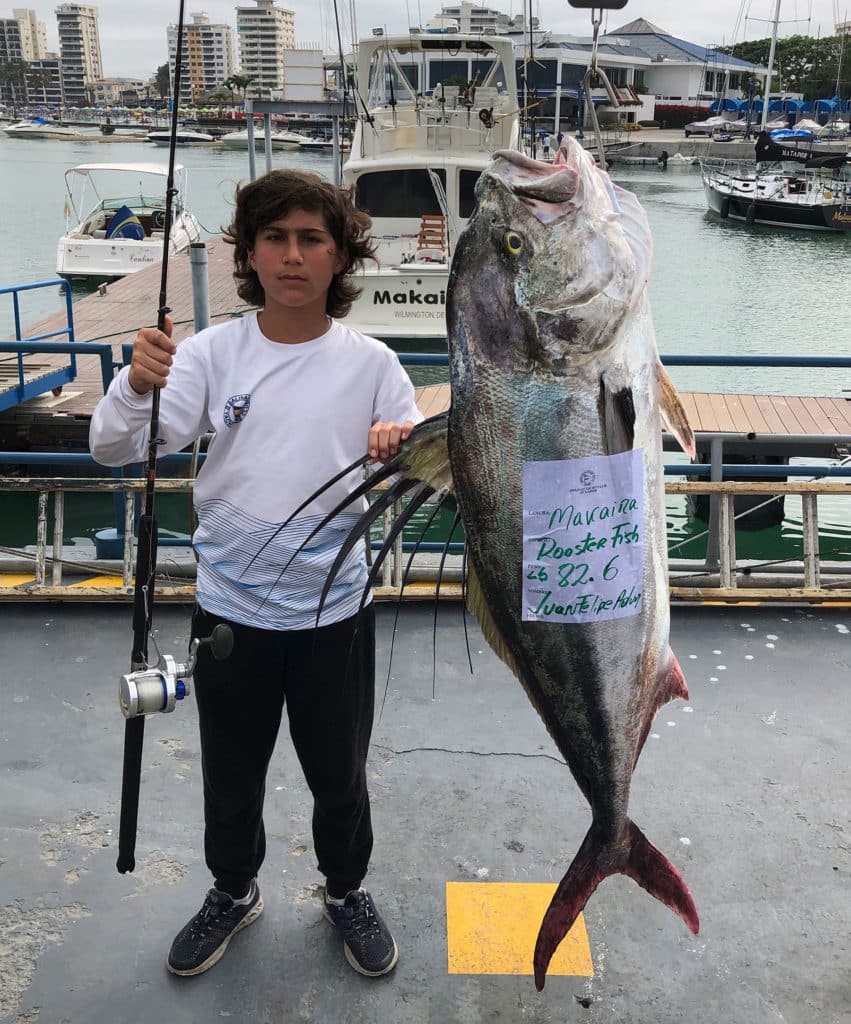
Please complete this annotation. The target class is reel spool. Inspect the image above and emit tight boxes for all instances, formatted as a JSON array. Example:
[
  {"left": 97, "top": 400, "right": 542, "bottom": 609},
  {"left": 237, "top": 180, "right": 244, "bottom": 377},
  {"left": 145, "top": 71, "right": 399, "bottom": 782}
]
[{"left": 118, "top": 623, "right": 234, "bottom": 718}]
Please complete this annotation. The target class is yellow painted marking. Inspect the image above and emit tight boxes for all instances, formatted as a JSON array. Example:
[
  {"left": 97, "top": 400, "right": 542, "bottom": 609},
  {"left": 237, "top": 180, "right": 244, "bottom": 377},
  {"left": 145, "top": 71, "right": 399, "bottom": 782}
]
[
  {"left": 446, "top": 882, "right": 593, "bottom": 977},
  {"left": 69, "top": 575, "right": 126, "bottom": 588},
  {"left": 0, "top": 573, "right": 36, "bottom": 586}
]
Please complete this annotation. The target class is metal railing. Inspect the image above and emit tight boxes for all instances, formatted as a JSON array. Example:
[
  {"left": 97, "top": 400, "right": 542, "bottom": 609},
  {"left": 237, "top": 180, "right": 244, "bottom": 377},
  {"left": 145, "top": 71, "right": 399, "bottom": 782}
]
[
  {"left": 0, "top": 351, "right": 849, "bottom": 603},
  {"left": 0, "top": 467, "right": 849, "bottom": 603},
  {"left": 0, "top": 279, "right": 78, "bottom": 411}
]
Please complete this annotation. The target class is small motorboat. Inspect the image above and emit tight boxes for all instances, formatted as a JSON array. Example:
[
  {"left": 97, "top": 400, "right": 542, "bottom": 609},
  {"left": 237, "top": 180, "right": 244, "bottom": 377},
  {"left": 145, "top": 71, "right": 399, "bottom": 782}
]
[
  {"left": 220, "top": 127, "right": 310, "bottom": 151},
  {"left": 56, "top": 161, "right": 203, "bottom": 281},
  {"left": 145, "top": 127, "right": 217, "bottom": 146},
  {"left": 2, "top": 117, "right": 82, "bottom": 139}
]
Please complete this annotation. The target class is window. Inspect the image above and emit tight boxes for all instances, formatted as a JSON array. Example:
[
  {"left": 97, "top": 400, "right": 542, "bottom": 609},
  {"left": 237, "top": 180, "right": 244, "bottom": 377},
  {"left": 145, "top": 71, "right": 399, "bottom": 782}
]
[
  {"left": 459, "top": 169, "right": 481, "bottom": 218},
  {"left": 355, "top": 169, "right": 447, "bottom": 218}
]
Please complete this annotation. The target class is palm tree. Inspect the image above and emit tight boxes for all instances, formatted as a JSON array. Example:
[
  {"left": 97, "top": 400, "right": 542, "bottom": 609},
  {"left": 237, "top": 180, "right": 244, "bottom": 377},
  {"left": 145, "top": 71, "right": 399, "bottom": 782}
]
[
  {"left": 207, "top": 89, "right": 230, "bottom": 118},
  {"left": 223, "top": 74, "right": 255, "bottom": 107},
  {"left": 0, "top": 59, "right": 29, "bottom": 111},
  {"left": 28, "top": 68, "right": 55, "bottom": 107}
]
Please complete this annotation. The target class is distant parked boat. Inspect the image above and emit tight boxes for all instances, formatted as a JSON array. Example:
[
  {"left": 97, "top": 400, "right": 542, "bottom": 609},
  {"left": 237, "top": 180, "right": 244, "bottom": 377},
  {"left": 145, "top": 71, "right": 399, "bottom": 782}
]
[
  {"left": 145, "top": 127, "right": 217, "bottom": 146},
  {"left": 2, "top": 117, "right": 82, "bottom": 139},
  {"left": 220, "top": 127, "right": 310, "bottom": 151}
]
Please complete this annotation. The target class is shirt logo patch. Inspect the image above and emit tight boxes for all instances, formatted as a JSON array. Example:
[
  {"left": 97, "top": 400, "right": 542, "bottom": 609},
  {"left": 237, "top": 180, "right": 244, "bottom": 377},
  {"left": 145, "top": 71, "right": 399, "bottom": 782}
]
[{"left": 223, "top": 393, "right": 251, "bottom": 427}]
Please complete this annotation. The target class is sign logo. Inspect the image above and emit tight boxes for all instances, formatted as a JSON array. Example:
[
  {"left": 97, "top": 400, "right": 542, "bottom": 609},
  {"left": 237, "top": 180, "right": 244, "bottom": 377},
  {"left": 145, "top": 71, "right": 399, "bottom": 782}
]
[
  {"left": 223, "top": 393, "right": 251, "bottom": 427},
  {"left": 579, "top": 469, "right": 596, "bottom": 486}
]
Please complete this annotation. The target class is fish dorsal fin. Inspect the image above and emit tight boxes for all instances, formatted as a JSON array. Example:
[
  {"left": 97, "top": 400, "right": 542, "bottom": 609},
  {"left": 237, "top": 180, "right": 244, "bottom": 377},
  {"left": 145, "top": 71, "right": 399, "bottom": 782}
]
[
  {"left": 599, "top": 378, "right": 636, "bottom": 455},
  {"left": 657, "top": 364, "right": 696, "bottom": 458},
  {"left": 608, "top": 179, "right": 653, "bottom": 288},
  {"left": 466, "top": 560, "right": 523, "bottom": 682}
]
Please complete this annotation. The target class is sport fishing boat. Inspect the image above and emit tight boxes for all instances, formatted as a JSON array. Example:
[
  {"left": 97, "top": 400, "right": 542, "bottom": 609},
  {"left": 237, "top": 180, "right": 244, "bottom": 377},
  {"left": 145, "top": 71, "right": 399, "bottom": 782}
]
[
  {"left": 56, "top": 162, "right": 202, "bottom": 281},
  {"left": 342, "top": 31, "right": 521, "bottom": 341}
]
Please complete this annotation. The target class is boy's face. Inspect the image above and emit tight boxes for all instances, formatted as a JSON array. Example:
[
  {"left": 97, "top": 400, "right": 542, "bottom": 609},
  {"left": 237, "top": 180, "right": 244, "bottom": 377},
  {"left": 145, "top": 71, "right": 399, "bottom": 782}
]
[{"left": 248, "top": 208, "right": 346, "bottom": 317}]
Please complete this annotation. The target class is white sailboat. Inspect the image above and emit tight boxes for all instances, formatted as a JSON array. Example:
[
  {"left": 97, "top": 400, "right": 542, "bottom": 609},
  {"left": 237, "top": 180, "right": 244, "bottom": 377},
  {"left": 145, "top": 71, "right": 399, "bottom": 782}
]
[{"left": 701, "top": 0, "right": 851, "bottom": 231}]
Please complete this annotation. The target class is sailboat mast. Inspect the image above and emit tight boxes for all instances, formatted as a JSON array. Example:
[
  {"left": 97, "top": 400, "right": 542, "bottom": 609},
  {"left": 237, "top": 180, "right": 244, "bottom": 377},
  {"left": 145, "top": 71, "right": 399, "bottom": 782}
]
[{"left": 760, "top": 0, "right": 782, "bottom": 132}]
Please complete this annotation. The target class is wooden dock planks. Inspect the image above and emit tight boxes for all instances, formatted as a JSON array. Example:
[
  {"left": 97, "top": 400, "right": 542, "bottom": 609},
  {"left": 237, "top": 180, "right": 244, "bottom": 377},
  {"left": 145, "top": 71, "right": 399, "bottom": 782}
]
[{"left": 2, "top": 240, "right": 849, "bottom": 448}]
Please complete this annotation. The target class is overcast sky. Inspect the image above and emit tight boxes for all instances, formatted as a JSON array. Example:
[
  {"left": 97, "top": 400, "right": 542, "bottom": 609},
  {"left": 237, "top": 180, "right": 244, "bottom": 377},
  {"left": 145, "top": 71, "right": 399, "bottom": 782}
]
[{"left": 29, "top": 1, "right": 847, "bottom": 78}]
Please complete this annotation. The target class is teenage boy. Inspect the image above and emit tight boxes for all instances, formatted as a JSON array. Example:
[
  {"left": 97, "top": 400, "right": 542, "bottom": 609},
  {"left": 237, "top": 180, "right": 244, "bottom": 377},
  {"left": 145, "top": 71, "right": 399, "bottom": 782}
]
[{"left": 90, "top": 169, "right": 422, "bottom": 979}]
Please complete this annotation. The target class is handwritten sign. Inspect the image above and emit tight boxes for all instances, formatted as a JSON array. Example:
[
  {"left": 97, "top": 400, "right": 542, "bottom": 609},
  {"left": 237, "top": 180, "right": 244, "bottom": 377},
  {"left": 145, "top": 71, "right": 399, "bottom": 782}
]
[{"left": 522, "top": 450, "right": 645, "bottom": 624}]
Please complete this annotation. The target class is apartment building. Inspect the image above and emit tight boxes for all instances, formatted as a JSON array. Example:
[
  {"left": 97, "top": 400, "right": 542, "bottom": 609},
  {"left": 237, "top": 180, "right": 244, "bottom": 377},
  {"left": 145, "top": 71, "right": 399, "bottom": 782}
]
[
  {"left": 167, "top": 11, "right": 236, "bottom": 106},
  {"left": 0, "top": 9, "right": 56, "bottom": 104},
  {"left": 0, "top": 7, "right": 48, "bottom": 62},
  {"left": 56, "top": 3, "right": 102, "bottom": 105},
  {"left": 429, "top": 2, "right": 537, "bottom": 34},
  {"left": 26, "top": 57, "right": 63, "bottom": 105},
  {"left": 236, "top": 0, "right": 295, "bottom": 97}
]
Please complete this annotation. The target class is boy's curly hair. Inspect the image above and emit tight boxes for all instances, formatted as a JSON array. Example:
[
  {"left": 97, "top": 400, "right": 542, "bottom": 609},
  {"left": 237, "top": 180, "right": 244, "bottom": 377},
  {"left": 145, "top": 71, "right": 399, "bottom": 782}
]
[{"left": 224, "top": 169, "right": 377, "bottom": 319}]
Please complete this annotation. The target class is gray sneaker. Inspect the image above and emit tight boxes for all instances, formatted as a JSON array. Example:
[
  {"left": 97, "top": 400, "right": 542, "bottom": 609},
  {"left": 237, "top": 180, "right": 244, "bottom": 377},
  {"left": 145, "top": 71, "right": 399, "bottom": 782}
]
[
  {"left": 167, "top": 880, "right": 263, "bottom": 976},
  {"left": 323, "top": 888, "right": 398, "bottom": 977}
]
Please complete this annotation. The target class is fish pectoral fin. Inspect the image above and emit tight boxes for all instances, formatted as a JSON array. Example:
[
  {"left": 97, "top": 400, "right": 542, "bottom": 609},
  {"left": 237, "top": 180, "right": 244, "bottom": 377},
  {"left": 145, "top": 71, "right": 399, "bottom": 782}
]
[
  {"left": 599, "top": 377, "right": 636, "bottom": 455},
  {"left": 533, "top": 819, "right": 699, "bottom": 991},
  {"left": 657, "top": 364, "right": 696, "bottom": 458},
  {"left": 465, "top": 561, "right": 523, "bottom": 681},
  {"left": 393, "top": 412, "right": 454, "bottom": 493},
  {"left": 665, "top": 649, "right": 689, "bottom": 702}
]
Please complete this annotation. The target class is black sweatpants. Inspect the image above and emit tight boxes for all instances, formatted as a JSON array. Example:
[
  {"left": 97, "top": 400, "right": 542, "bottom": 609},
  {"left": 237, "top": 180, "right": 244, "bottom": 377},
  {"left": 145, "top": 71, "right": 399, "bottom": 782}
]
[{"left": 191, "top": 602, "right": 376, "bottom": 900}]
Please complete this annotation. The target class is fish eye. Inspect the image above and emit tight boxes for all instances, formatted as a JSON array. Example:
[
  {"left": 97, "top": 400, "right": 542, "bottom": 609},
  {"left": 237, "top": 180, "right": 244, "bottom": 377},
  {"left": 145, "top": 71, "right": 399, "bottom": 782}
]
[{"left": 503, "top": 231, "right": 523, "bottom": 256}]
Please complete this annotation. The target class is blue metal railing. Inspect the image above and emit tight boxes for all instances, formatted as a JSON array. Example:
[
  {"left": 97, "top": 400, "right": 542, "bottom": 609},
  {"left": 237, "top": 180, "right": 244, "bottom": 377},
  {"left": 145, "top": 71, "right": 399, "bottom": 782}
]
[{"left": 0, "top": 279, "right": 78, "bottom": 411}]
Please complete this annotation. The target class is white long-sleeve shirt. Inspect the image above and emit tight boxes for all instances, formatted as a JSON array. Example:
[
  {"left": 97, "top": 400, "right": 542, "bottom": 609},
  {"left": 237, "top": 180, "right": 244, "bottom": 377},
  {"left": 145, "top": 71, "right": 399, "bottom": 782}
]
[{"left": 90, "top": 313, "right": 422, "bottom": 629}]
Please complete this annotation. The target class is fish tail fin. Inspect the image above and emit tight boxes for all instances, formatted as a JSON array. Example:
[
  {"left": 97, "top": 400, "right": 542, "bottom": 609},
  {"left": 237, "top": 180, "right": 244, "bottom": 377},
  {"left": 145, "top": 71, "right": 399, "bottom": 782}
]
[
  {"left": 533, "top": 821, "right": 699, "bottom": 991},
  {"left": 622, "top": 820, "right": 699, "bottom": 936}
]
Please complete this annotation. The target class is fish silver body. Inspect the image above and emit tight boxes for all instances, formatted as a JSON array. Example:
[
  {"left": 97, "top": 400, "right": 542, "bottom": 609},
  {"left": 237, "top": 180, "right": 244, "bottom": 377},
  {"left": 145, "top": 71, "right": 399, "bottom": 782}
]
[{"left": 446, "top": 140, "right": 697, "bottom": 988}]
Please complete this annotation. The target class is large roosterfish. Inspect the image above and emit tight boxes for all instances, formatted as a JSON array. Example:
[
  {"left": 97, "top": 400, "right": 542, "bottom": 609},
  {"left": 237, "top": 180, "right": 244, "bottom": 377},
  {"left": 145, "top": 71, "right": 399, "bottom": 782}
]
[{"left": 278, "top": 138, "right": 699, "bottom": 988}]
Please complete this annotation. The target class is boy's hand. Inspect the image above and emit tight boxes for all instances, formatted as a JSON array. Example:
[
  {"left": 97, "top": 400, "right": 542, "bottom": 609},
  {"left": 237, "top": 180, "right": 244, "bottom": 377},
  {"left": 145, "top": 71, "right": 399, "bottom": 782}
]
[
  {"left": 368, "top": 420, "right": 414, "bottom": 465},
  {"left": 128, "top": 314, "right": 175, "bottom": 396}
]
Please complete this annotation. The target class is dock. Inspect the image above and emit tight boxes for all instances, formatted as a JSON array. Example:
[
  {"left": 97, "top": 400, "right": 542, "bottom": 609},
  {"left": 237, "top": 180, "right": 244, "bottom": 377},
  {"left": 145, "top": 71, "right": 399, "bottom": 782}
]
[
  {"left": 2, "top": 601, "right": 849, "bottom": 1022},
  {"left": 2, "top": 241, "right": 851, "bottom": 455}
]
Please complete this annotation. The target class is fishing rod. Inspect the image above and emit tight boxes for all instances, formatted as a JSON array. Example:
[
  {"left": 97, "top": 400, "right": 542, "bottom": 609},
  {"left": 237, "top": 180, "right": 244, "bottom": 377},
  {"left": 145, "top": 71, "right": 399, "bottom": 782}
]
[{"left": 115, "top": 0, "right": 232, "bottom": 875}]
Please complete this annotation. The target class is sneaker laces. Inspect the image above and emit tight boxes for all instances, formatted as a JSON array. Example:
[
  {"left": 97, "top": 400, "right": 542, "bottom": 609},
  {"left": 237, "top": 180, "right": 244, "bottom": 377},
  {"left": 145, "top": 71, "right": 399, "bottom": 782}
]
[
  {"left": 191, "top": 890, "right": 232, "bottom": 936},
  {"left": 344, "top": 892, "right": 381, "bottom": 937}
]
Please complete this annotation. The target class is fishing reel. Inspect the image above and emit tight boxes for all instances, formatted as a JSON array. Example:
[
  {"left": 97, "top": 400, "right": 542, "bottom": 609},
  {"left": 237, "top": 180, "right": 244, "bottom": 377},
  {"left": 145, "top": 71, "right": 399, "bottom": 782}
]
[{"left": 118, "top": 624, "right": 234, "bottom": 719}]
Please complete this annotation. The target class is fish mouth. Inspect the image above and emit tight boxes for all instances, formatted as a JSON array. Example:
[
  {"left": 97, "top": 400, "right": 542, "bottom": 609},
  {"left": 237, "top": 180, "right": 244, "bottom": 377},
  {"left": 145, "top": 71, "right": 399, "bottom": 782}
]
[{"left": 489, "top": 149, "right": 582, "bottom": 216}]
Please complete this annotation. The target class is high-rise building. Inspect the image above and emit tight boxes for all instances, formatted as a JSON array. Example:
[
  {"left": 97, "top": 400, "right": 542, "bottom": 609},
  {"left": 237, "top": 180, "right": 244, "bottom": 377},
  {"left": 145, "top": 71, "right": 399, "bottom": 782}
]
[
  {"left": 56, "top": 3, "right": 103, "bottom": 105},
  {"left": 0, "top": 9, "right": 55, "bottom": 104},
  {"left": 13, "top": 7, "right": 48, "bottom": 58},
  {"left": 167, "top": 12, "right": 237, "bottom": 106},
  {"left": 0, "top": 18, "right": 27, "bottom": 103},
  {"left": 236, "top": 0, "right": 296, "bottom": 97}
]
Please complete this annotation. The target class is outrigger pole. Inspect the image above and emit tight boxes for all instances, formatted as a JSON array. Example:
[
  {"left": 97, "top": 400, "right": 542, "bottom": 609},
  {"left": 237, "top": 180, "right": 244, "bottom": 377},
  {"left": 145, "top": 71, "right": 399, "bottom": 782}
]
[{"left": 116, "top": 0, "right": 188, "bottom": 874}]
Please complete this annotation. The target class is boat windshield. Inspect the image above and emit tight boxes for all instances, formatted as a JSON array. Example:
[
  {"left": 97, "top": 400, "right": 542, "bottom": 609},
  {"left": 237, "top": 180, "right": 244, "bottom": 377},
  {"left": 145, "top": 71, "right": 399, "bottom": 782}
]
[{"left": 356, "top": 168, "right": 446, "bottom": 218}]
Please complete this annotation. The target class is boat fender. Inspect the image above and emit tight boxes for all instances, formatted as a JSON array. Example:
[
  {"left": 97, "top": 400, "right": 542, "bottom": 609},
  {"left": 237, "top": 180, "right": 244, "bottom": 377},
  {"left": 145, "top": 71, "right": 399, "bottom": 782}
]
[
  {"left": 745, "top": 204, "right": 757, "bottom": 225},
  {"left": 719, "top": 196, "right": 731, "bottom": 219}
]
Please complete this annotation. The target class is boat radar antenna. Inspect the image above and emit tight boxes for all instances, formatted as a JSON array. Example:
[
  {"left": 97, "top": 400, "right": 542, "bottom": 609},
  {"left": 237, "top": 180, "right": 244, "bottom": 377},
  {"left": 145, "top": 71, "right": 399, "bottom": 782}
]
[
  {"left": 114, "top": 0, "right": 233, "bottom": 876},
  {"left": 567, "top": 1, "right": 626, "bottom": 168}
]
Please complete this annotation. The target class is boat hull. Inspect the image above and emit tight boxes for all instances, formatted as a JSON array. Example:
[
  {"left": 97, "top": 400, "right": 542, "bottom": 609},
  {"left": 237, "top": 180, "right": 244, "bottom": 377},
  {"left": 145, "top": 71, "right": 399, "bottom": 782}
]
[
  {"left": 56, "top": 219, "right": 201, "bottom": 281},
  {"left": 346, "top": 265, "right": 449, "bottom": 340},
  {"left": 704, "top": 179, "right": 850, "bottom": 232}
]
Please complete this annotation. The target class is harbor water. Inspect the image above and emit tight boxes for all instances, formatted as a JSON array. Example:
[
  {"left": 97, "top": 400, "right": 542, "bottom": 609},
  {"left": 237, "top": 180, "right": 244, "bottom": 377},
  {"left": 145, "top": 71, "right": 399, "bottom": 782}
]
[{"left": 0, "top": 134, "right": 849, "bottom": 562}]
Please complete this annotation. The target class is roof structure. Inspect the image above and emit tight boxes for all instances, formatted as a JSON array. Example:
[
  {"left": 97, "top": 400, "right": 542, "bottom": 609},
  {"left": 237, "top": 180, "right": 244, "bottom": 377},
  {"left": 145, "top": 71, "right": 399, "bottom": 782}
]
[
  {"left": 603, "top": 23, "right": 764, "bottom": 71},
  {"left": 610, "top": 17, "right": 669, "bottom": 35}
]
